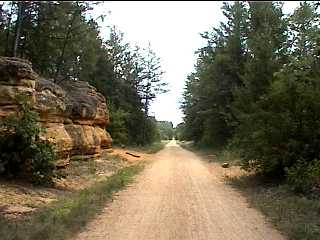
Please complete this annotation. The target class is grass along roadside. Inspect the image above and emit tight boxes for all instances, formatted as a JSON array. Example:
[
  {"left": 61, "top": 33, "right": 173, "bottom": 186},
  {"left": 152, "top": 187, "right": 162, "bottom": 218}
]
[
  {"left": 130, "top": 140, "right": 168, "bottom": 154},
  {"left": 177, "top": 140, "right": 240, "bottom": 165},
  {"left": 226, "top": 175, "right": 320, "bottom": 240},
  {"left": 0, "top": 164, "right": 144, "bottom": 240}
]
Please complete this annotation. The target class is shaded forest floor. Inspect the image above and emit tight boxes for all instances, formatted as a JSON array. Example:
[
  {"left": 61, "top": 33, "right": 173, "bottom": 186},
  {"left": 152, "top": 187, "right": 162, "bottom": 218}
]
[{"left": 178, "top": 141, "right": 320, "bottom": 240}]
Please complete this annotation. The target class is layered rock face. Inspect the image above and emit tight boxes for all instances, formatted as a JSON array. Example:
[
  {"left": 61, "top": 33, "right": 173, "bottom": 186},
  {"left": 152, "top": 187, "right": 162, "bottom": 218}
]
[{"left": 0, "top": 57, "right": 112, "bottom": 166}]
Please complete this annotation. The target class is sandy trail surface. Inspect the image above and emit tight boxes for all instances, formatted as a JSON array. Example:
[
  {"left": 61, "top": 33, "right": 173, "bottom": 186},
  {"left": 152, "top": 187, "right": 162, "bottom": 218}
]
[{"left": 75, "top": 140, "right": 285, "bottom": 240}]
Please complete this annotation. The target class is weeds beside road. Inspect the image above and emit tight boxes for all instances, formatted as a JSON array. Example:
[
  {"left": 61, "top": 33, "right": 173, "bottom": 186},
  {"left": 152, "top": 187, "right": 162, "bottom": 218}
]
[
  {"left": 127, "top": 140, "right": 169, "bottom": 154},
  {"left": 0, "top": 164, "right": 144, "bottom": 240},
  {"left": 226, "top": 175, "right": 320, "bottom": 240}
]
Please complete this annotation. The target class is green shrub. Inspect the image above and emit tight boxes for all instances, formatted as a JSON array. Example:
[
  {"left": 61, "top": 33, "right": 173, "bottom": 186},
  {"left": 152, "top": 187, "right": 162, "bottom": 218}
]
[
  {"left": 233, "top": 64, "right": 320, "bottom": 182},
  {"left": 0, "top": 94, "right": 55, "bottom": 185},
  {"left": 157, "top": 121, "right": 174, "bottom": 140},
  {"left": 286, "top": 159, "right": 320, "bottom": 193},
  {"left": 142, "top": 117, "right": 161, "bottom": 144},
  {"left": 107, "top": 105, "right": 129, "bottom": 145}
]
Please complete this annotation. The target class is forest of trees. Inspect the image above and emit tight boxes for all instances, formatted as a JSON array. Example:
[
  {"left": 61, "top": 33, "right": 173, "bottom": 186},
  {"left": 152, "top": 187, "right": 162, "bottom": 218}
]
[
  {"left": 157, "top": 121, "right": 174, "bottom": 140},
  {"left": 181, "top": 1, "right": 320, "bottom": 191},
  {"left": 0, "top": 1, "right": 168, "bottom": 146}
]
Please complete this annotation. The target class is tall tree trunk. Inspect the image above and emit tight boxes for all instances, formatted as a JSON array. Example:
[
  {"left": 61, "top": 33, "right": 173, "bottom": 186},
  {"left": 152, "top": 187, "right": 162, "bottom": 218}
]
[
  {"left": 54, "top": 7, "right": 78, "bottom": 83},
  {"left": 5, "top": 2, "right": 13, "bottom": 56},
  {"left": 12, "top": 2, "right": 24, "bottom": 57},
  {"left": 144, "top": 96, "right": 149, "bottom": 116}
]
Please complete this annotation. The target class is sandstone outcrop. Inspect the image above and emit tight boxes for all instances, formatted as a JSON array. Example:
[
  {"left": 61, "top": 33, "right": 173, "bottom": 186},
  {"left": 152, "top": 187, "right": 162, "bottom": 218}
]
[{"left": 0, "top": 57, "right": 112, "bottom": 166}]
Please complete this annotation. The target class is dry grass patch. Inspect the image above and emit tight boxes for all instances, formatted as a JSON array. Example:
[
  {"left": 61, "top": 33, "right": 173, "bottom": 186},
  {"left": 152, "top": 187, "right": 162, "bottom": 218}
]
[{"left": 0, "top": 151, "right": 129, "bottom": 219}]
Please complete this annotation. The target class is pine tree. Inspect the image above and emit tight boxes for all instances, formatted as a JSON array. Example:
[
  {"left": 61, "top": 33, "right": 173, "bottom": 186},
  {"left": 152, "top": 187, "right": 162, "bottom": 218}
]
[
  {"left": 181, "top": 1, "right": 248, "bottom": 147},
  {"left": 138, "top": 43, "right": 167, "bottom": 115}
]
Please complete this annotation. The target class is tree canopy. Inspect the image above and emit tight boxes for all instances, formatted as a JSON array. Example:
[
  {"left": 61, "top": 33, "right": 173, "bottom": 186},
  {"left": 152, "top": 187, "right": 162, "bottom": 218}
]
[
  {"left": 0, "top": 1, "right": 168, "bottom": 146},
  {"left": 181, "top": 1, "right": 320, "bottom": 191}
]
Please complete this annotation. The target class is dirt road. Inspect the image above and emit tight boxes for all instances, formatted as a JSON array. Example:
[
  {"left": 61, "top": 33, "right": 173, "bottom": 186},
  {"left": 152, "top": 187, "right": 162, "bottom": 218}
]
[{"left": 75, "top": 140, "right": 285, "bottom": 240}]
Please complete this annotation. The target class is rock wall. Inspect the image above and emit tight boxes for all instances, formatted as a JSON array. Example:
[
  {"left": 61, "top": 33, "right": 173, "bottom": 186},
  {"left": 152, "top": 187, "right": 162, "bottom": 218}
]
[{"left": 0, "top": 57, "right": 112, "bottom": 166}]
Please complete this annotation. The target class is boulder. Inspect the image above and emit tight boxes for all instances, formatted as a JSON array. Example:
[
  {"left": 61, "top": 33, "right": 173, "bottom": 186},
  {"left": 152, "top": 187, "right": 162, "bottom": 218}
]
[
  {"left": 0, "top": 57, "right": 37, "bottom": 84},
  {"left": 95, "top": 126, "right": 112, "bottom": 149},
  {"left": 39, "top": 123, "right": 73, "bottom": 162},
  {"left": 0, "top": 58, "right": 36, "bottom": 114},
  {"left": 0, "top": 57, "right": 112, "bottom": 166},
  {"left": 59, "top": 80, "right": 109, "bottom": 127},
  {"left": 34, "top": 79, "right": 67, "bottom": 123}
]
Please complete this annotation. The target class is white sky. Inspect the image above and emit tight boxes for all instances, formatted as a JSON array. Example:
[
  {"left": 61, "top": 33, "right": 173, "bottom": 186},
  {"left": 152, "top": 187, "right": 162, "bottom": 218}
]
[{"left": 92, "top": 1, "right": 300, "bottom": 127}]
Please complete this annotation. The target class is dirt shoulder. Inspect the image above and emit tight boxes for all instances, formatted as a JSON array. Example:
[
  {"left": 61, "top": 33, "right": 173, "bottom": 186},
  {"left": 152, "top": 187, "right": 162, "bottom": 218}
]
[
  {"left": 108, "top": 148, "right": 153, "bottom": 163},
  {"left": 0, "top": 148, "right": 148, "bottom": 219}
]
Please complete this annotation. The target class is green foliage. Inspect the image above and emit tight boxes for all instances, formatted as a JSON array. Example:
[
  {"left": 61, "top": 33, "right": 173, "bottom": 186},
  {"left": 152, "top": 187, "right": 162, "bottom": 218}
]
[
  {"left": 106, "top": 101, "right": 161, "bottom": 146},
  {"left": 0, "top": 2, "right": 167, "bottom": 147},
  {"left": 90, "top": 28, "right": 167, "bottom": 146},
  {"left": 233, "top": 60, "right": 320, "bottom": 177},
  {"left": 138, "top": 44, "right": 168, "bottom": 115},
  {"left": 181, "top": 1, "right": 320, "bottom": 190},
  {"left": 107, "top": 102, "right": 129, "bottom": 145},
  {"left": 28, "top": 141, "right": 56, "bottom": 185},
  {"left": 157, "top": 121, "right": 174, "bottom": 140},
  {"left": 181, "top": 1, "right": 248, "bottom": 148},
  {"left": 0, "top": 1, "right": 103, "bottom": 82},
  {"left": 130, "top": 115, "right": 160, "bottom": 145},
  {"left": 0, "top": 94, "right": 55, "bottom": 185},
  {"left": 143, "top": 141, "right": 166, "bottom": 154},
  {"left": 234, "top": 2, "right": 320, "bottom": 179},
  {"left": 142, "top": 116, "right": 161, "bottom": 144},
  {"left": 286, "top": 159, "right": 320, "bottom": 193},
  {"left": 174, "top": 122, "right": 186, "bottom": 140}
]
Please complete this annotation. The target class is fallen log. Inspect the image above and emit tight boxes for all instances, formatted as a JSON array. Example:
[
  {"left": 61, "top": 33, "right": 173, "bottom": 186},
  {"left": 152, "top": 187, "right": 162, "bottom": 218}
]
[{"left": 125, "top": 152, "right": 141, "bottom": 158}]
